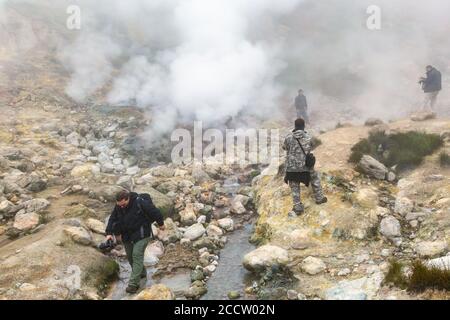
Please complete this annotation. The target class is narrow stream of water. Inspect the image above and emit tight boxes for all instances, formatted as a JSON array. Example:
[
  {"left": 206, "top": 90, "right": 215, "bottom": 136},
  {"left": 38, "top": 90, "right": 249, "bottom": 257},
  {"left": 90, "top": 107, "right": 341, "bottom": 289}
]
[
  {"left": 107, "top": 173, "right": 257, "bottom": 300},
  {"left": 201, "top": 222, "right": 256, "bottom": 300}
]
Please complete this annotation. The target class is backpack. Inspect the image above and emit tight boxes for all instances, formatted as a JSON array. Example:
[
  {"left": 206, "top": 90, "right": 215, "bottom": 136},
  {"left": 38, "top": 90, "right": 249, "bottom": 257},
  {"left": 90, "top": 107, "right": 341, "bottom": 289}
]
[{"left": 136, "top": 193, "right": 155, "bottom": 239}]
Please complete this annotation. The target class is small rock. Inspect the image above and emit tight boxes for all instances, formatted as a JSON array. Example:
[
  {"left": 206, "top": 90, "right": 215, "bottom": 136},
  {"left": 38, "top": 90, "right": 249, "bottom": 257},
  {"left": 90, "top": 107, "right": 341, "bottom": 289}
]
[
  {"left": 206, "top": 224, "right": 223, "bottom": 237},
  {"left": 85, "top": 218, "right": 105, "bottom": 235},
  {"left": 394, "top": 197, "right": 414, "bottom": 216},
  {"left": 300, "top": 256, "right": 326, "bottom": 275},
  {"left": 134, "top": 284, "right": 175, "bottom": 300},
  {"left": 414, "top": 241, "right": 448, "bottom": 258},
  {"left": 13, "top": 212, "right": 40, "bottom": 231},
  {"left": 379, "top": 216, "right": 401, "bottom": 238},
  {"left": 64, "top": 226, "right": 92, "bottom": 245},
  {"left": 287, "top": 290, "right": 298, "bottom": 300},
  {"left": 183, "top": 223, "right": 206, "bottom": 241},
  {"left": 243, "top": 245, "right": 289, "bottom": 273},
  {"left": 217, "top": 218, "right": 234, "bottom": 231},
  {"left": 227, "top": 291, "right": 241, "bottom": 299}
]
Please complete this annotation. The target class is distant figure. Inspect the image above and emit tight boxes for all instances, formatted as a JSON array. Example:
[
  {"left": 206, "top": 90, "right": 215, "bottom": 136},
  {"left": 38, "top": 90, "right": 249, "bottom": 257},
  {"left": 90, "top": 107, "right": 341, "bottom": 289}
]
[
  {"left": 294, "top": 89, "right": 310, "bottom": 123},
  {"left": 419, "top": 65, "right": 442, "bottom": 112},
  {"left": 282, "top": 118, "right": 327, "bottom": 217}
]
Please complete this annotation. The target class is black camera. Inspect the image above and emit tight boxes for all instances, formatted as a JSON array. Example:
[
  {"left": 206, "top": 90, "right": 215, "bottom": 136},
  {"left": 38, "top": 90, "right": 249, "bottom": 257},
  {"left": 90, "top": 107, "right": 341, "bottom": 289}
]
[{"left": 98, "top": 239, "right": 116, "bottom": 252}]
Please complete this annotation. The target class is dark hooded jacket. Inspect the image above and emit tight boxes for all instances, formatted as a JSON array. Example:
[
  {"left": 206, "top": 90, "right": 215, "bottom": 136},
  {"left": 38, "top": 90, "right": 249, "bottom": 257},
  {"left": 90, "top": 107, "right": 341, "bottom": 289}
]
[
  {"left": 105, "top": 192, "right": 164, "bottom": 243},
  {"left": 422, "top": 67, "right": 442, "bottom": 93}
]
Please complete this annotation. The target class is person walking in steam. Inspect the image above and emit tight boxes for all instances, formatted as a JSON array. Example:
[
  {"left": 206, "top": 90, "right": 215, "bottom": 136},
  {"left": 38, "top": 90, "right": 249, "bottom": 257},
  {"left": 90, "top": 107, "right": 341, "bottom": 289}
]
[
  {"left": 283, "top": 118, "right": 327, "bottom": 217},
  {"left": 294, "top": 89, "right": 310, "bottom": 124},
  {"left": 419, "top": 65, "right": 442, "bottom": 112}
]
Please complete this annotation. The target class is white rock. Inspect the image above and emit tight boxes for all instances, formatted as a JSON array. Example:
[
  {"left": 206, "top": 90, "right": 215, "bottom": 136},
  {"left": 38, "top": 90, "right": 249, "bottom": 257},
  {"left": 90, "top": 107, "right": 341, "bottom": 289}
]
[
  {"left": 414, "top": 241, "right": 448, "bottom": 258},
  {"left": 379, "top": 216, "right": 401, "bottom": 238},
  {"left": 301, "top": 256, "right": 326, "bottom": 275},
  {"left": 206, "top": 224, "right": 223, "bottom": 237},
  {"left": 426, "top": 256, "right": 450, "bottom": 270},
  {"left": 394, "top": 197, "right": 414, "bottom": 216},
  {"left": 217, "top": 218, "right": 234, "bottom": 231},
  {"left": 85, "top": 218, "right": 105, "bottom": 235},
  {"left": 64, "top": 226, "right": 92, "bottom": 245},
  {"left": 243, "top": 245, "right": 289, "bottom": 272},
  {"left": 183, "top": 223, "right": 206, "bottom": 241},
  {"left": 325, "top": 272, "right": 383, "bottom": 300}
]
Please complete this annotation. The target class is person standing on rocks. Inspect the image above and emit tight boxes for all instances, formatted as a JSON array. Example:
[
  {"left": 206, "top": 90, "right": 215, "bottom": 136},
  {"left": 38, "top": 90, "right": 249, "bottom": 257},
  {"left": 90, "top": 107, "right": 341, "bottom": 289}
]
[
  {"left": 294, "top": 89, "right": 310, "bottom": 124},
  {"left": 419, "top": 65, "right": 442, "bottom": 112},
  {"left": 283, "top": 118, "right": 327, "bottom": 216},
  {"left": 105, "top": 190, "right": 165, "bottom": 294}
]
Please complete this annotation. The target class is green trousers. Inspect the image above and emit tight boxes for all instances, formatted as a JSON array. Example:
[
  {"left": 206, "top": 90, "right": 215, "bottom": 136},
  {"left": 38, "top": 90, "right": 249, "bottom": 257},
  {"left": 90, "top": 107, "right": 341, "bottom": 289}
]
[{"left": 124, "top": 237, "right": 150, "bottom": 288}]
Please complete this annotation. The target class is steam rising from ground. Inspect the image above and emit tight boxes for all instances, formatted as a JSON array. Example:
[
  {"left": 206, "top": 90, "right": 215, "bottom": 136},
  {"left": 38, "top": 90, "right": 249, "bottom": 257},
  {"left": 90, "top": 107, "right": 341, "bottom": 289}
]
[{"left": 1, "top": 0, "right": 449, "bottom": 136}]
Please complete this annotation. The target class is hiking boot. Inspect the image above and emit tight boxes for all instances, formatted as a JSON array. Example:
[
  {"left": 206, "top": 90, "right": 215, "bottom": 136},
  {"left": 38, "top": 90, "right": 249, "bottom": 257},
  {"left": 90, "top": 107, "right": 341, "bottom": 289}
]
[
  {"left": 293, "top": 203, "right": 305, "bottom": 214},
  {"left": 288, "top": 211, "right": 298, "bottom": 218},
  {"left": 316, "top": 197, "right": 328, "bottom": 205},
  {"left": 125, "top": 285, "right": 139, "bottom": 294}
]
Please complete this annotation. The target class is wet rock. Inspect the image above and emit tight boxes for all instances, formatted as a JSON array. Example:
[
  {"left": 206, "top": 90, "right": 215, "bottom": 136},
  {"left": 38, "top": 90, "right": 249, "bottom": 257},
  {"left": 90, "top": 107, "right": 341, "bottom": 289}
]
[
  {"left": 227, "top": 291, "right": 241, "bottom": 299},
  {"left": 301, "top": 256, "right": 326, "bottom": 275},
  {"left": 243, "top": 245, "right": 289, "bottom": 273},
  {"left": 414, "top": 241, "right": 448, "bottom": 258},
  {"left": 191, "top": 269, "right": 205, "bottom": 282},
  {"left": 185, "top": 281, "right": 207, "bottom": 299},
  {"left": 379, "top": 216, "right": 401, "bottom": 238},
  {"left": 64, "top": 226, "right": 92, "bottom": 245},
  {"left": 352, "top": 188, "right": 379, "bottom": 209},
  {"left": 134, "top": 284, "right": 175, "bottom": 300},
  {"left": 206, "top": 224, "right": 223, "bottom": 237},
  {"left": 13, "top": 212, "right": 40, "bottom": 231},
  {"left": 394, "top": 197, "right": 414, "bottom": 216},
  {"left": 217, "top": 218, "right": 234, "bottom": 232},
  {"left": 183, "top": 223, "right": 206, "bottom": 241},
  {"left": 179, "top": 203, "right": 197, "bottom": 226},
  {"left": 193, "top": 238, "right": 217, "bottom": 251},
  {"left": 230, "top": 200, "right": 246, "bottom": 215},
  {"left": 85, "top": 218, "right": 105, "bottom": 235},
  {"left": 358, "top": 155, "right": 388, "bottom": 180}
]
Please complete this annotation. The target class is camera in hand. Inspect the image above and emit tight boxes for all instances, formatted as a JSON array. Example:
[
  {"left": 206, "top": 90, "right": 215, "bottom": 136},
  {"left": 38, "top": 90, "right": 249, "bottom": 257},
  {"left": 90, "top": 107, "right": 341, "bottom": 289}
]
[{"left": 98, "top": 238, "right": 116, "bottom": 252}]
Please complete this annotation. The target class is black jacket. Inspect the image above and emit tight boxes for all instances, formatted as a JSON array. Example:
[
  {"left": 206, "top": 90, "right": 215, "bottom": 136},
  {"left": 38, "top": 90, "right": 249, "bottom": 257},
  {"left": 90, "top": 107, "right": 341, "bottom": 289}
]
[
  {"left": 105, "top": 192, "right": 164, "bottom": 243},
  {"left": 422, "top": 67, "right": 442, "bottom": 93}
]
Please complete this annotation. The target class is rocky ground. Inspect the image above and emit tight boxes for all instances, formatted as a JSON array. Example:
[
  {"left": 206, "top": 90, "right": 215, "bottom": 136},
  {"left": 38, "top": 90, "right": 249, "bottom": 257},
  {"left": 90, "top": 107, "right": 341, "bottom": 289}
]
[
  {"left": 247, "top": 117, "right": 450, "bottom": 300},
  {"left": 0, "top": 91, "right": 449, "bottom": 300}
]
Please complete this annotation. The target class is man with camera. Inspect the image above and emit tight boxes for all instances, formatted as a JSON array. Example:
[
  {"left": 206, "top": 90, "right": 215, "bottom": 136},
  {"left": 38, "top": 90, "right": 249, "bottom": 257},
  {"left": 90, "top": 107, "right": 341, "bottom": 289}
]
[
  {"left": 282, "top": 118, "right": 327, "bottom": 217},
  {"left": 105, "top": 190, "right": 165, "bottom": 294},
  {"left": 419, "top": 65, "right": 442, "bottom": 112}
]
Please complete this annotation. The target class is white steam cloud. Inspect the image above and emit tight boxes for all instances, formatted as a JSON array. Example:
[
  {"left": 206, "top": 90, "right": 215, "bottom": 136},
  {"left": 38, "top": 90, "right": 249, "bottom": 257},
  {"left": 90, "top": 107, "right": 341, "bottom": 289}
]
[{"left": 1, "top": 0, "right": 449, "bottom": 136}]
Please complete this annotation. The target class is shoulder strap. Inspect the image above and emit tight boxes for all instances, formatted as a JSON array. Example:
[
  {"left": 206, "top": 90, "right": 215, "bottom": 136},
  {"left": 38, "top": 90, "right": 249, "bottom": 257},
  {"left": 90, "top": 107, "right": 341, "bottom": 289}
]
[{"left": 295, "top": 137, "right": 308, "bottom": 156}]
